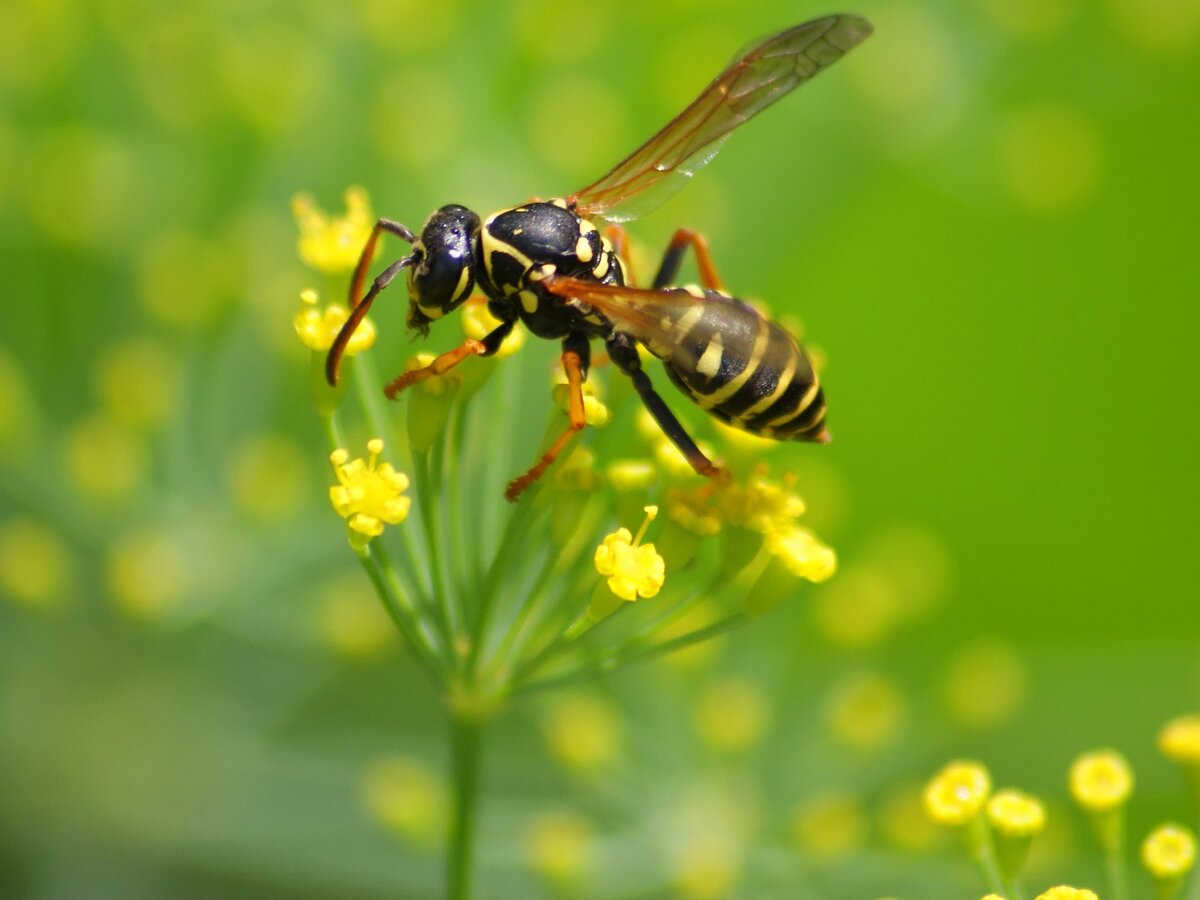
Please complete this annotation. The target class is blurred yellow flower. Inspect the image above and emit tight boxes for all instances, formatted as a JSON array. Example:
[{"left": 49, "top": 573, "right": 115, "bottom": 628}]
[
  {"left": 0, "top": 518, "right": 72, "bottom": 609},
  {"left": 552, "top": 378, "right": 609, "bottom": 428},
  {"left": 292, "top": 186, "right": 373, "bottom": 274},
  {"left": 227, "top": 432, "right": 310, "bottom": 521},
  {"left": 62, "top": 413, "right": 148, "bottom": 501},
  {"left": 694, "top": 677, "right": 768, "bottom": 753},
  {"left": 316, "top": 572, "right": 395, "bottom": 659},
  {"left": 942, "top": 640, "right": 1028, "bottom": 730},
  {"left": 825, "top": 670, "right": 907, "bottom": 751},
  {"left": 789, "top": 790, "right": 867, "bottom": 859},
  {"left": 293, "top": 288, "right": 376, "bottom": 355},
  {"left": 106, "top": 529, "right": 189, "bottom": 621},
  {"left": 523, "top": 811, "right": 595, "bottom": 888},
  {"left": 94, "top": 336, "right": 180, "bottom": 429},
  {"left": 606, "top": 458, "right": 657, "bottom": 492},
  {"left": 1159, "top": 714, "right": 1200, "bottom": 763},
  {"left": 593, "top": 505, "right": 665, "bottom": 601},
  {"left": 361, "top": 755, "right": 445, "bottom": 846},
  {"left": 329, "top": 438, "right": 411, "bottom": 550},
  {"left": 766, "top": 526, "right": 836, "bottom": 582},
  {"left": 539, "top": 690, "right": 622, "bottom": 774},
  {"left": 987, "top": 789, "right": 1045, "bottom": 837},
  {"left": 1034, "top": 888, "right": 1097, "bottom": 900},
  {"left": 924, "top": 760, "right": 991, "bottom": 826},
  {"left": 1141, "top": 823, "right": 1196, "bottom": 880},
  {"left": 1069, "top": 749, "right": 1132, "bottom": 813}
]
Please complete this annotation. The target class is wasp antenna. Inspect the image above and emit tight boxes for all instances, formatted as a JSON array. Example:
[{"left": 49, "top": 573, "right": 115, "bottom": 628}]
[{"left": 326, "top": 253, "right": 416, "bottom": 386}]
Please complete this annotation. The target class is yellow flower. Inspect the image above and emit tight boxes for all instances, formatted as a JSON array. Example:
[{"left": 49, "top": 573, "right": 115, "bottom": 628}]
[
  {"left": 462, "top": 299, "right": 524, "bottom": 357},
  {"left": 293, "top": 288, "right": 376, "bottom": 354},
  {"left": 1034, "top": 888, "right": 1097, "bottom": 900},
  {"left": 766, "top": 526, "right": 837, "bottom": 582},
  {"left": 1142, "top": 823, "right": 1196, "bottom": 880},
  {"left": 292, "top": 186, "right": 373, "bottom": 274},
  {"left": 981, "top": 895, "right": 1007, "bottom": 900},
  {"left": 924, "top": 760, "right": 991, "bottom": 826},
  {"left": 552, "top": 379, "right": 609, "bottom": 426},
  {"left": 593, "top": 505, "right": 665, "bottom": 601},
  {"left": 361, "top": 756, "right": 445, "bottom": 846},
  {"left": 720, "top": 470, "right": 805, "bottom": 533},
  {"left": 523, "top": 811, "right": 595, "bottom": 887},
  {"left": 606, "top": 459, "right": 657, "bottom": 492},
  {"left": 1159, "top": 714, "right": 1200, "bottom": 764},
  {"left": 666, "top": 485, "right": 723, "bottom": 537},
  {"left": 987, "top": 789, "right": 1045, "bottom": 838},
  {"left": 1069, "top": 749, "right": 1133, "bottom": 812},
  {"left": 329, "top": 438, "right": 411, "bottom": 549}
]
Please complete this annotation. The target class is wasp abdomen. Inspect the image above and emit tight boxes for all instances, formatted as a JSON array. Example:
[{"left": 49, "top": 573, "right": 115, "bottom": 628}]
[{"left": 649, "top": 289, "right": 828, "bottom": 442}]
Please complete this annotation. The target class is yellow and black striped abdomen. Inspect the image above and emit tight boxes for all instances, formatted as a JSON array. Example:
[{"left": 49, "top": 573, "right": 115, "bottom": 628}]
[{"left": 648, "top": 289, "right": 828, "bottom": 442}]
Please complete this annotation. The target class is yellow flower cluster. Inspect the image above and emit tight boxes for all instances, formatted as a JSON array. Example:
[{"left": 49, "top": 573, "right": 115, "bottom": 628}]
[
  {"left": 294, "top": 288, "right": 376, "bottom": 354},
  {"left": 1035, "top": 889, "right": 1097, "bottom": 900},
  {"left": 328, "top": 438, "right": 411, "bottom": 549},
  {"left": 292, "top": 186, "right": 373, "bottom": 275},
  {"left": 666, "top": 467, "right": 835, "bottom": 582},
  {"left": 593, "top": 506, "right": 665, "bottom": 601}
]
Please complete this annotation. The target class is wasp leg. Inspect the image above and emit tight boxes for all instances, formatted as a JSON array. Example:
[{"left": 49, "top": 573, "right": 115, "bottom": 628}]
[
  {"left": 604, "top": 224, "right": 637, "bottom": 286},
  {"left": 505, "top": 335, "right": 591, "bottom": 502},
  {"left": 349, "top": 218, "right": 416, "bottom": 309},
  {"left": 606, "top": 332, "right": 721, "bottom": 478},
  {"left": 384, "top": 319, "right": 515, "bottom": 399},
  {"left": 327, "top": 252, "right": 415, "bottom": 386},
  {"left": 651, "top": 228, "right": 725, "bottom": 291}
]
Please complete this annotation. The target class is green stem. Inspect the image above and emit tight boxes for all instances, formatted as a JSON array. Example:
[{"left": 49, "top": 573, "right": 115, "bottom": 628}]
[
  {"left": 467, "top": 496, "right": 539, "bottom": 674},
  {"left": 447, "top": 711, "right": 485, "bottom": 900},
  {"left": 517, "top": 613, "right": 748, "bottom": 693},
  {"left": 413, "top": 445, "right": 460, "bottom": 661},
  {"left": 1105, "top": 834, "right": 1130, "bottom": 900},
  {"left": 354, "top": 543, "right": 446, "bottom": 683}
]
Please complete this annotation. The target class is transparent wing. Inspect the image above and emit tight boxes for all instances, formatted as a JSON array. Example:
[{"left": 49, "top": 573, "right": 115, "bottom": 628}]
[
  {"left": 544, "top": 276, "right": 715, "bottom": 347},
  {"left": 568, "top": 14, "right": 872, "bottom": 223}
]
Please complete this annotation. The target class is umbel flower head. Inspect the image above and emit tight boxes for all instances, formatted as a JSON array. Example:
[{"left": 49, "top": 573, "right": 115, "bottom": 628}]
[
  {"left": 296, "top": 186, "right": 838, "bottom": 700},
  {"left": 329, "top": 439, "right": 411, "bottom": 550}
]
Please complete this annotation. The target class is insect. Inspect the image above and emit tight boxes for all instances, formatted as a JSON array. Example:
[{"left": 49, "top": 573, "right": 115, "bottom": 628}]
[{"left": 326, "top": 14, "right": 873, "bottom": 502}]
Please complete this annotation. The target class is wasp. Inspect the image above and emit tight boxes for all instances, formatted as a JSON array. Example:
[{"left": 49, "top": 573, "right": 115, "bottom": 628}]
[{"left": 326, "top": 14, "right": 873, "bottom": 502}]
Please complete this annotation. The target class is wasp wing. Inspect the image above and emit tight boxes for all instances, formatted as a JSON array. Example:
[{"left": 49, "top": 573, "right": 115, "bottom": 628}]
[
  {"left": 543, "top": 275, "right": 771, "bottom": 374},
  {"left": 567, "top": 14, "right": 872, "bottom": 223}
]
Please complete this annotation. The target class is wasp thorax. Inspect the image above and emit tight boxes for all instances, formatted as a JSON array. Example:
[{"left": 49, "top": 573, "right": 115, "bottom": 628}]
[{"left": 406, "top": 204, "right": 481, "bottom": 334}]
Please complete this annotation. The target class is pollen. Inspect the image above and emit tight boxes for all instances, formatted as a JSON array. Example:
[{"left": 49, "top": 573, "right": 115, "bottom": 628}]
[
  {"left": 294, "top": 288, "right": 376, "bottom": 354},
  {"left": 593, "top": 505, "right": 665, "bottom": 601},
  {"left": 292, "top": 186, "right": 374, "bottom": 274},
  {"left": 924, "top": 760, "right": 992, "bottom": 826},
  {"left": 987, "top": 789, "right": 1045, "bottom": 838},
  {"left": 1069, "top": 749, "right": 1133, "bottom": 812},
  {"left": 329, "top": 438, "right": 412, "bottom": 550},
  {"left": 1141, "top": 823, "right": 1196, "bottom": 880},
  {"left": 1159, "top": 714, "right": 1200, "bottom": 764}
]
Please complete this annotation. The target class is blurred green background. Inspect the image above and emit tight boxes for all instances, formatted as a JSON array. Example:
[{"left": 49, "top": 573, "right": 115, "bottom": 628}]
[{"left": 2, "top": 0, "right": 1199, "bottom": 897}]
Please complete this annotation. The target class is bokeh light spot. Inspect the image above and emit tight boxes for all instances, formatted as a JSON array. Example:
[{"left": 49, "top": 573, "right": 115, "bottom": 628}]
[
  {"left": 0, "top": 518, "right": 73, "bottom": 609},
  {"left": 1001, "top": 105, "right": 1105, "bottom": 214}
]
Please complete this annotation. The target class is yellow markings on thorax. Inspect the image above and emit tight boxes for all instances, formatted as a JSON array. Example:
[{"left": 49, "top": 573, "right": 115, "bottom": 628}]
[
  {"left": 695, "top": 333, "right": 724, "bottom": 380},
  {"left": 519, "top": 289, "right": 539, "bottom": 314},
  {"left": 694, "top": 316, "right": 770, "bottom": 410},
  {"left": 592, "top": 252, "right": 610, "bottom": 279},
  {"left": 575, "top": 235, "right": 594, "bottom": 263},
  {"left": 451, "top": 265, "right": 472, "bottom": 305}
]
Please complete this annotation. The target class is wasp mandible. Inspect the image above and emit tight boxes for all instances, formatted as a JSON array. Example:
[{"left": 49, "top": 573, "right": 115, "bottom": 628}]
[{"left": 326, "top": 14, "right": 873, "bottom": 502}]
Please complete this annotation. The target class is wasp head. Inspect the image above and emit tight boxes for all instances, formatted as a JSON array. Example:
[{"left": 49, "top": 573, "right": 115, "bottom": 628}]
[{"left": 406, "top": 204, "right": 481, "bottom": 335}]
